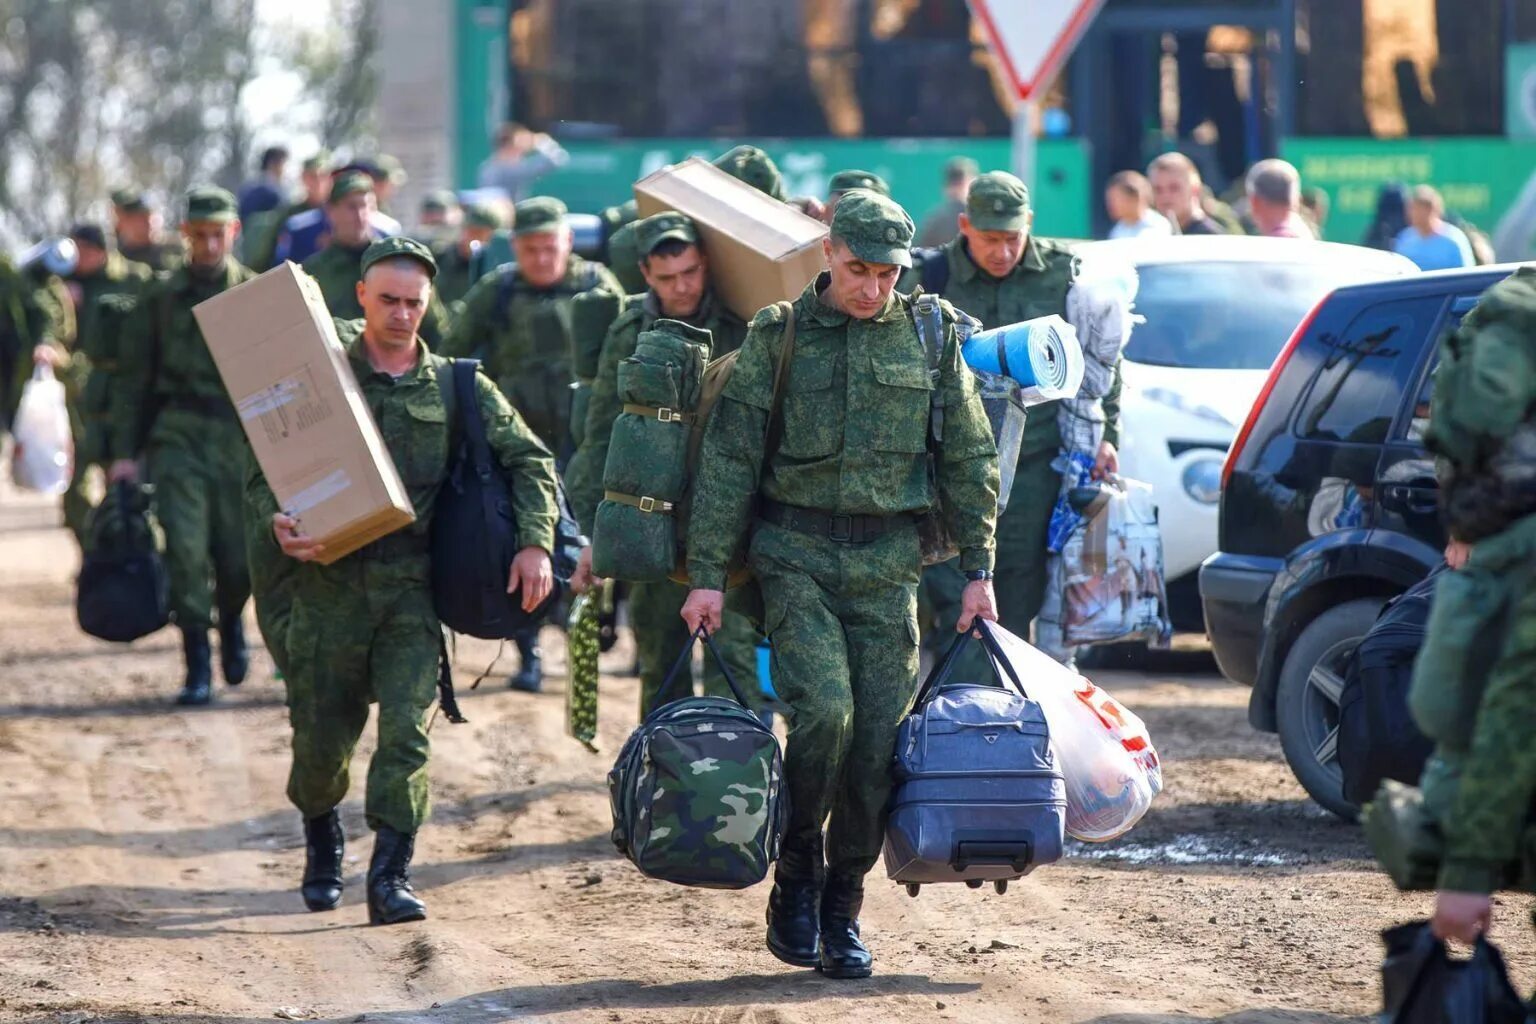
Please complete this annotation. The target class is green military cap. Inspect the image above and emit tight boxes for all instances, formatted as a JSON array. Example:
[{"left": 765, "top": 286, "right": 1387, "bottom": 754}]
[
  {"left": 828, "top": 169, "right": 890, "bottom": 198},
  {"left": 376, "top": 153, "right": 408, "bottom": 185},
  {"left": 513, "top": 196, "right": 567, "bottom": 237},
  {"left": 944, "top": 156, "right": 980, "bottom": 181},
  {"left": 184, "top": 186, "right": 238, "bottom": 224},
  {"left": 420, "top": 189, "right": 459, "bottom": 214},
  {"left": 830, "top": 189, "right": 914, "bottom": 268},
  {"left": 329, "top": 171, "right": 374, "bottom": 204},
  {"left": 966, "top": 171, "right": 1031, "bottom": 231},
  {"left": 110, "top": 188, "right": 149, "bottom": 213},
  {"left": 360, "top": 235, "right": 437, "bottom": 280},
  {"left": 634, "top": 212, "right": 698, "bottom": 256},
  {"left": 465, "top": 202, "right": 504, "bottom": 230},
  {"left": 302, "top": 152, "right": 330, "bottom": 173},
  {"left": 713, "top": 145, "right": 786, "bottom": 201}
]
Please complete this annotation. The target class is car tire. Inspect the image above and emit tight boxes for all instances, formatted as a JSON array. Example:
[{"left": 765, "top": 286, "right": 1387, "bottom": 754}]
[{"left": 1275, "top": 598, "right": 1385, "bottom": 821}]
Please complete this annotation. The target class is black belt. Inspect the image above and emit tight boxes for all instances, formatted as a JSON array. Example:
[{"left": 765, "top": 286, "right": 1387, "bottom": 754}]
[
  {"left": 759, "top": 498, "right": 917, "bottom": 545},
  {"left": 164, "top": 394, "right": 238, "bottom": 420}
]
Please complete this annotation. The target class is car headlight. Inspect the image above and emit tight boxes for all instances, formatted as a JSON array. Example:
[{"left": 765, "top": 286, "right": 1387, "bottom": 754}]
[{"left": 1182, "top": 457, "right": 1224, "bottom": 505}]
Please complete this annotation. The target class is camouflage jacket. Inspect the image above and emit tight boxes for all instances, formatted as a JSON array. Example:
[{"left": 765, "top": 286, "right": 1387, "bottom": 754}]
[
  {"left": 440, "top": 254, "right": 624, "bottom": 456},
  {"left": 686, "top": 275, "right": 1000, "bottom": 591},
  {"left": 117, "top": 240, "right": 183, "bottom": 274},
  {"left": 903, "top": 235, "right": 1123, "bottom": 455},
  {"left": 71, "top": 251, "right": 153, "bottom": 367},
  {"left": 301, "top": 242, "right": 452, "bottom": 347},
  {"left": 431, "top": 241, "right": 482, "bottom": 308},
  {"left": 110, "top": 258, "right": 257, "bottom": 459},
  {"left": 1, "top": 259, "right": 75, "bottom": 419},
  {"left": 566, "top": 288, "right": 748, "bottom": 534},
  {"left": 246, "top": 327, "right": 560, "bottom": 569}
]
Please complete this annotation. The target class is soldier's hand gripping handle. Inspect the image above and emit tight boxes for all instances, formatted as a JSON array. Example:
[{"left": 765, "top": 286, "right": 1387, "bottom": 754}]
[
  {"left": 273, "top": 513, "right": 326, "bottom": 562},
  {"left": 681, "top": 589, "right": 725, "bottom": 636},
  {"left": 956, "top": 579, "right": 999, "bottom": 634}
]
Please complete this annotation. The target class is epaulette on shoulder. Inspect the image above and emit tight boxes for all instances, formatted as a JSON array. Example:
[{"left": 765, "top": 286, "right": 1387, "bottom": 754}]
[{"left": 752, "top": 302, "right": 789, "bottom": 329}]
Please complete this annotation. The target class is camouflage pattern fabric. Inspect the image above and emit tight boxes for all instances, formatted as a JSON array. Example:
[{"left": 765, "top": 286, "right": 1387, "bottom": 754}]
[
  {"left": 300, "top": 242, "right": 452, "bottom": 347},
  {"left": 110, "top": 259, "right": 256, "bottom": 631},
  {"left": 440, "top": 255, "right": 623, "bottom": 459},
  {"left": 246, "top": 334, "right": 559, "bottom": 834},
  {"left": 566, "top": 586, "right": 602, "bottom": 753},
  {"left": 608, "top": 643, "right": 786, "bottom": 888}
]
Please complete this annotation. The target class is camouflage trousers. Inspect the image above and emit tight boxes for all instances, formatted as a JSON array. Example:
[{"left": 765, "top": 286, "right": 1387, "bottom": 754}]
[
  {"left": 632, "top": 577, "right": 760, "bottom": 718},
  {"left": 283, "top": 554, "right": 440, "bottom": 834},
  {"left": 147, "top": 419, "right": 250, "bottom": 631},
  {"left": 750, "top": 518, "right": 921, "bottom": 878},
  {"left": 923, "top": 450, "right": 1060, "bottom": 674}
]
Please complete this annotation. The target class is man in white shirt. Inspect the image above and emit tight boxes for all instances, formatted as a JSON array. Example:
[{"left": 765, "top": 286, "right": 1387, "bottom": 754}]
[{"left": 1105, "top": 171, "right": 1172, "bottom": 240}]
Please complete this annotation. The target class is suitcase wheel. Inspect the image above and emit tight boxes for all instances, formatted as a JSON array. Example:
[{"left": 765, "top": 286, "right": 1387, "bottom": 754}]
[
  {"left": 905, "top": 883, "right": 921, "bottom": 898},
  {"left": 965, "top": 879, "right": 983, "bottom": 889},
  {"left": 994, "top": 880, "right": 1008, "bottom": 895}
]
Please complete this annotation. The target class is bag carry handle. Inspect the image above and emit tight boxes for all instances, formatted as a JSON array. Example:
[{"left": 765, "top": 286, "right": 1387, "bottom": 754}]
[
  {"left": 652, "top": 626, "right": 756, "bottom": 713},
  {"left": 913, "top": 618, "right": 1027, "bottom": 709}
]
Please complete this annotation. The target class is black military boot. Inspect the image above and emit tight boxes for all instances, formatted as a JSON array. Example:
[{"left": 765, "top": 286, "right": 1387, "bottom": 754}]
[
  {"left": 176, "top": 627, "right": 213, "bottom": 706},
  {"left": 508, "top": 629, "right": 544, "bottom": 692},
  {"left": 766, "top": 835, "right": 824, "bottom": 968},
  {"left": 219, "top": 614, "right": 249, "bottom": 686},
  {"left": 300, "top": 811, "right": 344, "bottom": 911},
  {"left": 367, "top": 826, "right": 427, "bottom": 925},
  {"left": 818, "top": 871, "right": 873, "bottom": 979}
]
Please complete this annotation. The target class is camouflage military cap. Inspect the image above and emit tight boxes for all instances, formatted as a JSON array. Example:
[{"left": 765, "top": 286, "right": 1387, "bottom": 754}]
[
  {"left": 712, "top": 145, "right": 786, "bottom": 201},
  {"left": 828, "top": 169, "right": 890, "bottom": 198},
  {"left": 966, "top": 171, "right": 1031, "bottom": 231},
  {"left": 110, "top": 188, "right": 149, "bottom": 213},
  {"left": 420, "top": 189, "right": 459, "bottom": 214},
  {"left": 360, "top": 235, "right": 437, "bottom": 280},
  {"left": 465, "top": 203, "right": 504, "bottom": 230},
  {"left": 301, "top": 152, "right": 330, "bottom": 173},
  {"left": 184, "top": 186, "right": 238, "bottom": 224},
  {"left": 329, "top": 171, "right": 374, "bottom": 204},
  {"left": 830, "top": 189, "right": 914, "bottom": 268},
  {"left": 514, "top": 196, "right": 567, "bottom": 237},
  {"left": 634, "top": 212, "right": 698, "bottom": 256}
]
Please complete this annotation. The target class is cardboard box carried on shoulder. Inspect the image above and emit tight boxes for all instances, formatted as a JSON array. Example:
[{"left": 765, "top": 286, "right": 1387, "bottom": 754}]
[
  {"left": 192, "top": 262, "right": 414, "bottom": 565},
  {"left": 634, "top": 157, "right": 828, "bottom": 321}
]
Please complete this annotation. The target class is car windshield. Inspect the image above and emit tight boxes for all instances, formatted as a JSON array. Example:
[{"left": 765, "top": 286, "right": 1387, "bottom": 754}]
[{"left": 1125, "top": 261, "right": 1389, "bottom": 370}]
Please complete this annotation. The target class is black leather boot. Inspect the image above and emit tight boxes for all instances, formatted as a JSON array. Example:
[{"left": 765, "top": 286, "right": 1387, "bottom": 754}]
[
  {"left": 219, "top": 614, "right": 249, "bottom": 686},
  {"left": 367, "top": 826, "right": 427, "bottom": 925},
  {"left": 765, "top": 835, "right": 824, "bottom": 968},
  {"left": 508, "top": 630, "right": 543, "bottom": 692},
  {"left": 818, "top": 871, "right": 873, "bottom": 979},
  {"left": 176, "top": 627, "right": 213, "bottom": 706},
  {"left": 300, "top": 811, "right": 344, "bottom": 911}
]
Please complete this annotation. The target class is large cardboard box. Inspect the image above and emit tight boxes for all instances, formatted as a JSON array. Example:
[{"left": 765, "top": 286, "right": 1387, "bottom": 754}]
[
  {"left": 192, "top": 263, "right": 415, "bottom": 565},
  {"left": 634, "top": 157, "right": 828, "bottom": 321}
]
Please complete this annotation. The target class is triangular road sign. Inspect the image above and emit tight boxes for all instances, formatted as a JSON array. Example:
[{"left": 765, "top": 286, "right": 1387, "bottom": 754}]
[{"left": 967, "top": 0, "right": 1107, "bottom": 101}]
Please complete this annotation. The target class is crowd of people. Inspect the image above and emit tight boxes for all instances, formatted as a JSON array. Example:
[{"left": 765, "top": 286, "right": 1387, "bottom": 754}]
[{"left": 0, "top": 128, "right": 1528, "bottom": 985}]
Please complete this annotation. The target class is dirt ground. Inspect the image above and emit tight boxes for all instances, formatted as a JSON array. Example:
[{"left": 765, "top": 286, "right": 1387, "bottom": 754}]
[{"left": 2, "top": 481, "right": 1532, "bottom": 1024}]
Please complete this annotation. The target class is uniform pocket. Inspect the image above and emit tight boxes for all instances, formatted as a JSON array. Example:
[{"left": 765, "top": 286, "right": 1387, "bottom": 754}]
[
  {"left": 778, "top": 353, "right": 841, "bottom": 459},
  {"left": 403, "top": 395, "right": 449, "bottom": 487},
  {"left": 868, "top": 359, "right": 933, "bottom": 454}
]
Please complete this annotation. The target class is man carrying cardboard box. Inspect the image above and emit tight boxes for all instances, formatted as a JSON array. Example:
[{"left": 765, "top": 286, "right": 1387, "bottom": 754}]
[
  {"left": 441, "top": 195, "right": 623, "bottom": 693},
  {"left": 248, "top": 236, "right": 560, "bottom": 924},
  {"left": 108, "top": 186, "right": 257, "bottom": 707}
]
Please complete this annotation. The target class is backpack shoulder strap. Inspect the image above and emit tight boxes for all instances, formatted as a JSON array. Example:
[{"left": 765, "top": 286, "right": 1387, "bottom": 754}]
[
  {"left": 450, "top": 358, "right": 492, "bottom": 475},
  {"left": 909, "top": 291, "right": 946, "bottom": 444},
  {"left": 434, "top": 355, "right": 464, "bottom": 460},
  {"left": 765, "top": 300, "right": 797, "bottom": 455}
]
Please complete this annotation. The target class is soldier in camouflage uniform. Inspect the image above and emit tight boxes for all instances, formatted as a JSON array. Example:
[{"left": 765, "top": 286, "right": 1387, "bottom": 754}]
[
  {"left": 902, "top": 172, "right": 1121, "bottom": 671},
  {"left": 248, "top": 236, "right": 560, "bottom": 925},
  {"left": 0, "top": 252, "right": 74, "bottom": 432},
  {"left": 566, "top": 212, "right": 760, "bottom": 716},
  {"left": 432, "top": 203, "right": 503, "bottom": 308},
  {"left": 441, "top": 195, "right": 623, "bottom": 693},
  {"left": 301, "top": 173, "right": 452, "bottom": 346},
  {"left": 64, "top": 223, "right": 152, "bottom": 542},
  {"left": 108, "top": 187, "right": 256, "bottom": 707},
  {"left": 683, "top": 191, "right": 1000, "bottom": 979},
  {"left": 111, "top": 189, "right": 184, "bottom": 273}
]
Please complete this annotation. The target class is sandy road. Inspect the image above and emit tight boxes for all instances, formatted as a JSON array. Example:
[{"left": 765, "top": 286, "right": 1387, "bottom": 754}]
[{"left": 1, "top": 481, "right": 1531, "bottom": 1024}]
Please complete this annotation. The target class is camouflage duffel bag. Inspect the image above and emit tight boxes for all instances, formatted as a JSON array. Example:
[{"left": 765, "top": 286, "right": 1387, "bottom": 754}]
[{"left": 608, "top": 628, "right": 787, "bottom": 888}]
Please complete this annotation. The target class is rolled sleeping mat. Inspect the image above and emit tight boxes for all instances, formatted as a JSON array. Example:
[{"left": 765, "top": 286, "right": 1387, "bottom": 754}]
[{"left": 961, "top": 314, "right": 1085, "bottom": 406}]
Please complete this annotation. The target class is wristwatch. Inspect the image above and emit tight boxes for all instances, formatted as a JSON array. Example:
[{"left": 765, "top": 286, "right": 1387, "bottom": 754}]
[{"left": 964, "top": 569, "right": 994, "bottom": 582}]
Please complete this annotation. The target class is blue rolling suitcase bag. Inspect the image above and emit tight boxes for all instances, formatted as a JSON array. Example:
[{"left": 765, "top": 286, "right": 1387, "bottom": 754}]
[{"left": 884, "top": 621, "right": 1066, "bottom": 896}]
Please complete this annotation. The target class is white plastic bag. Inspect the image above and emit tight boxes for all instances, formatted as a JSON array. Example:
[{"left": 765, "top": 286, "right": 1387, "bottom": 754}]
[
  {"left": 11, "top": 364, "right": 72, "bottom": 495},
  {"left": 989, "top": 623, "right": 1162, "bottom": 842}
]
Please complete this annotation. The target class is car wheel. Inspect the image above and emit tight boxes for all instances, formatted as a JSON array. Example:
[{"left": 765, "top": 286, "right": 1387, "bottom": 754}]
[{"left": 1275, "top": 598, "right": 1384, "bottom": 821}]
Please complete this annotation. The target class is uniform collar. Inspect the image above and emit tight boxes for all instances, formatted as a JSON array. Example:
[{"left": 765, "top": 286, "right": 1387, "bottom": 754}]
[
  {"left": 644, "top": 287, "right": 726, "bottom": 327},
  {"left": 949, "top": 234, "right": 1047, "bottom": 284},
  {"left": 803, "top": 272, "right": 904, "bottom": 327},
  {"left": 170, "top": 258, "right": 242, "bottom": 296},
  {"left": 346, "top": 334, "right": 432, "bottom": 383}
]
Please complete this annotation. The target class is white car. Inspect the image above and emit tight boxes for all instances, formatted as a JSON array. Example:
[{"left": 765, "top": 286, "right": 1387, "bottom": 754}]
[{"left": 1075, "top": 236, "right": 1417, "bottom": 632}]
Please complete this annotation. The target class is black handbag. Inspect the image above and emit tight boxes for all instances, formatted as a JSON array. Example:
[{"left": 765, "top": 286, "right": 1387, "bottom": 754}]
[
  {"left": 76, "top": 482, "right": 170, "bottom": 643},
  {"left": 1381, "top": 921, "right": 1526, "bottom": 1024},
  {"left": 431, "top": 358, "right": 584, "bottom": 642}
]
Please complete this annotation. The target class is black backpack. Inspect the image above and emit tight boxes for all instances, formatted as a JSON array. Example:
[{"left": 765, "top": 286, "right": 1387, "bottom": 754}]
[
  {"left": 430, "top": 358, "right": 584, "bottom": 644},
  {"left": 76, "top": 482, "right": 170, "bottom": 643}
]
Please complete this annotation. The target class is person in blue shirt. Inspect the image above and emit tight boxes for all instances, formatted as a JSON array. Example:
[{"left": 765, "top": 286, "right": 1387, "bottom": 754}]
[
  {"left": 237, "top": 146, "right": 289, "bottom": 225},
  {"left": 1394, "top": 186, "right": 1475, "bottom": 271}
]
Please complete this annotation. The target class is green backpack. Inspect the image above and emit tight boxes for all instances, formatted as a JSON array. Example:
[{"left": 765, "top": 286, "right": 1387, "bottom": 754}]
[{"left": 607, "top": 629, "right": 786, "bottom": 888}]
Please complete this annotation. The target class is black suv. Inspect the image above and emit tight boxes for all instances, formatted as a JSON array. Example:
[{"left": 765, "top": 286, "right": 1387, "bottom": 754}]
[{"left": 1200, "top": 264, "right": 1524, "bottom": 817}]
